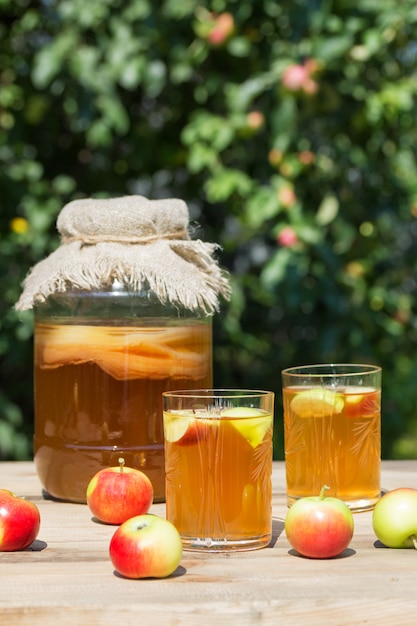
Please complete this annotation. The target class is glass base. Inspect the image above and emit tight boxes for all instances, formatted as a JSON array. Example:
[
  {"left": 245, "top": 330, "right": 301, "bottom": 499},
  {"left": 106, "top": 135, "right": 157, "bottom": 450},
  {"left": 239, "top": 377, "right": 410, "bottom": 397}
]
[
  {"left": 287, "top": 494, "right": 381, "bottom": 513},
  {"left": 181, "top": 532, "right": 272, "bottom": 552}
]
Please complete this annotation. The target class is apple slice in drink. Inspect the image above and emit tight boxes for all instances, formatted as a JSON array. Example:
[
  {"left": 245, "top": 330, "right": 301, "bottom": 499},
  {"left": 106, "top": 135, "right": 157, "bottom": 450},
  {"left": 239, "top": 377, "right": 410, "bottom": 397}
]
[
  {"left": 164, "top": 412, "right": 196, "bottom": 445},
  {"left": 344, "top": 387, "right": 379, "bottom": 418},
  {"left": 163, "top": 412, "right": 214, "bottom": 446},
  {"left": 221, "top": 407, "right": 272, "bottom": 448},
  {"left": 164, "top": 407, "right": 272, "bottom": 448},
  {"left": 290, "top": 388, "right": 344, "bottom": 418}
]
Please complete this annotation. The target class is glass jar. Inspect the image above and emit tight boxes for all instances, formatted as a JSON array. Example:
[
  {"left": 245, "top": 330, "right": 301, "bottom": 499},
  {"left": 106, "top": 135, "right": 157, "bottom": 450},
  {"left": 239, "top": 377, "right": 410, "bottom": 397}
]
[{"left": 33, "top": 285, "right": 212, "bottom": 503}]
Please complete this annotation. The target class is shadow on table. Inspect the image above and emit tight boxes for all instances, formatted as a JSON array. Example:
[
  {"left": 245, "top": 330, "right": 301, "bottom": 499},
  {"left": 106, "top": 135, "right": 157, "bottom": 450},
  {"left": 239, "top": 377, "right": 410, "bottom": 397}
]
[
  {"left": 113, "top": 565, "right": 187, "bottom": 580},
  {"left": 287, "top": 547, "right": 356, "bottom": 559},
  {"left": 28, "top": 539, "right": 47, "bottom": 551},
  {"left": 269, "top": 517, "right": 285, "bottom": 548}
]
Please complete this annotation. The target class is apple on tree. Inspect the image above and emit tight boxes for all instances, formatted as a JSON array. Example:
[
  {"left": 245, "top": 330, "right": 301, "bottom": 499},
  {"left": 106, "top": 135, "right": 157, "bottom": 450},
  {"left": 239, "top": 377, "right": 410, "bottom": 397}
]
[
  {"left": 372, "top": 487, "right": 417, "bottom": 548},
  {"left": 86, "top": 458, "right": 153, "bottom": 525},
  {"left": 284, "top": 485, "right": 354, "bottom": 559},
  {"left": 109, "top": 514, "right": 183, "bottom": 579},
  {"left": 0, "top": 489, "right": 40, "bottom": 551}
]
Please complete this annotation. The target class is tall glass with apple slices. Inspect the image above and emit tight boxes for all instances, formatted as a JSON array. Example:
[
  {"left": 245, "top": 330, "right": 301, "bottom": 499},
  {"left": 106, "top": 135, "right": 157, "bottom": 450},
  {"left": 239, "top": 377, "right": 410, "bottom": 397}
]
[
  {"left": 34, "top": 288, "right": 212, "bottom": 503},
  {"left": 163, "top": 389, "right": 274, "bottom": 551},
  {"left": 282, "top": 364, "right": 381, "bottom": 512}
]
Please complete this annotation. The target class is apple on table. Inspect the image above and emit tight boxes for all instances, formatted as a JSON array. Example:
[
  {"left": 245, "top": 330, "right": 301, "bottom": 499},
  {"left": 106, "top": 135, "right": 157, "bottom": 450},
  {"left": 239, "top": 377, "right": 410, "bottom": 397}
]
[
  {"left": 372, "top": 487, "right": 417, "bottom": 549},
  {"left": 0, "top": 489, "right": 40, "bottom": 551},
  {"left": 284, "top": 485, "right": 354, "bottom": 559},
  {"left": 109, "top": 514, "right": 183, "bottom": 579},
  {"left": 86, "top": 457, "right": 153, "bottom": 525}
]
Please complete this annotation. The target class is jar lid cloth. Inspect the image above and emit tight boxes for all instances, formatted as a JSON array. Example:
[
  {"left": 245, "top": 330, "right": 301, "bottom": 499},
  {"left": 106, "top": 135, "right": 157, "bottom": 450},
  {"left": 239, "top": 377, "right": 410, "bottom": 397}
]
[{"left": 16, "top": 195, "right": 231, "bottom": 314}]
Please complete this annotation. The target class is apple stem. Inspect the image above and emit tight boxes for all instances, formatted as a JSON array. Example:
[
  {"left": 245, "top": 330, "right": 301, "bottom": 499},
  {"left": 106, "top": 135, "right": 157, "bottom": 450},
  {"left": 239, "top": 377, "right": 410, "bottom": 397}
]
[
  {"left": 118, "top": 457, "right": 125, "bottom": 472},
  {"left": 319, "top": 485, "right": 330, "bottom": 500}
]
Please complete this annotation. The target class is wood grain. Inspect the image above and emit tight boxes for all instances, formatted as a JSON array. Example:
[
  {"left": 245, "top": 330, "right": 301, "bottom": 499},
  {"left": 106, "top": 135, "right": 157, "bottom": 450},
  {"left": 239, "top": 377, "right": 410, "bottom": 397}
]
[{"left": 0, "top": 461, "right": 416, "bottom": 625}]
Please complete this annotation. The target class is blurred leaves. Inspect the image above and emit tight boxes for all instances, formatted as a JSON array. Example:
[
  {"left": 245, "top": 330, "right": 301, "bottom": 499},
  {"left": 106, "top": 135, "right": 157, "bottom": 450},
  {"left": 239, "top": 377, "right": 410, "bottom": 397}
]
[{"left": 1, "top": 0, "right": 417, "bottom": 459}]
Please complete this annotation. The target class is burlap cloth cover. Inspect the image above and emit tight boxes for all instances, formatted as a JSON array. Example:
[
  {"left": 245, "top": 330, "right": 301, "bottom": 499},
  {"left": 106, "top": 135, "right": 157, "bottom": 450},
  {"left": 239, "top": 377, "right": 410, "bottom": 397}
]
[{"left": 16, "top": 195, "right": 231, "bottom": 313}]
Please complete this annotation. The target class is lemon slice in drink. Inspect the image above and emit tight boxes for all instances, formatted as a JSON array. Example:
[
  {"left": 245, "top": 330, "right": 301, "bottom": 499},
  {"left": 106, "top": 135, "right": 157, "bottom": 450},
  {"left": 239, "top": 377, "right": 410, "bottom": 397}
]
[
  {"left": 222, "top": 407, "right": 272, "bottom": 448},
  {"left": 290, "top": 388, "right": 344, "bottom": 418}
]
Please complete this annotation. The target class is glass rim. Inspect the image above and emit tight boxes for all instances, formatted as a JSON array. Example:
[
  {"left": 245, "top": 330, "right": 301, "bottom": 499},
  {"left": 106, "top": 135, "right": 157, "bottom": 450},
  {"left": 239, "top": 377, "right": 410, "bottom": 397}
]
[
  {"left": 162, "top": 388, "right": 274, "bottom": 399},
  {"left": 282, "top": 363, "right": 381, "bottom": 378}
]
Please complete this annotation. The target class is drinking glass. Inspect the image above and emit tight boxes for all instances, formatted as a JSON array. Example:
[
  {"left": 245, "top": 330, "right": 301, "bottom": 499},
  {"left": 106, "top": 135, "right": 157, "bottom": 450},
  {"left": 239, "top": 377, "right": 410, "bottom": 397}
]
[
  {"left": 282, "top": 364, "right": 381, "bottom": 512},
  {"left": 163, "top": 389, "right": 274, "bottom": 551}
]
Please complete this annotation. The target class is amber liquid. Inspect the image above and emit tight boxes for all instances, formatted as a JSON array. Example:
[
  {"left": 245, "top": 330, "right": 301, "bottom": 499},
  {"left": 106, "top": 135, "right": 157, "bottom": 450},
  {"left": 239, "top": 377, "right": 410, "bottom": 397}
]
[
  {"left": 283, "top": 386, "right": 381, "bottom": 510},
  {"left": 164, "top": 410, "right": 273, "bottom": 551},
  {"left": 34, "top": 322, "right": 212, "bottom": 502}
]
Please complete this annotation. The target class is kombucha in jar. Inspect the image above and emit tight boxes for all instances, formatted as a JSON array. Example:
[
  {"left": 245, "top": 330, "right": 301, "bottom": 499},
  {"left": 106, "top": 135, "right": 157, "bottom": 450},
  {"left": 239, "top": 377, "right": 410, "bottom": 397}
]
[
  {"left": 17, "top": 195, "right": 230, "bottom": 504},
  {"left": 33, "top": 289, "right": 212, "bottom": 503}
]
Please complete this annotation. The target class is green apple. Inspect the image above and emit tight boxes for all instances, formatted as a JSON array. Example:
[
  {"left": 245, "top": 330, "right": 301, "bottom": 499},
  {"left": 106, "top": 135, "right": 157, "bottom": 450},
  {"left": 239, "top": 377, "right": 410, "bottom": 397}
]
[
  {"left": 86, "top": 458, "right": 153, "bottom": 525},
  {"left": 372, "top": 488, "right": 417, "bottom": 548},
  {"left": 284, "top": 485, "right": 354, "bottom": 558},
  {"left": 109, "top": 514, "right": 183, "bottom": 579}
]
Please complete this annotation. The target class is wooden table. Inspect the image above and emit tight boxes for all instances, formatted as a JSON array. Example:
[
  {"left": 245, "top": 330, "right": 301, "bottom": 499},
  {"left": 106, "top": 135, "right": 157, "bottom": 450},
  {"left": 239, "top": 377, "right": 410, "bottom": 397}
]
[{"left": 1, "top": 461, "right": 417, "bottom": 625}]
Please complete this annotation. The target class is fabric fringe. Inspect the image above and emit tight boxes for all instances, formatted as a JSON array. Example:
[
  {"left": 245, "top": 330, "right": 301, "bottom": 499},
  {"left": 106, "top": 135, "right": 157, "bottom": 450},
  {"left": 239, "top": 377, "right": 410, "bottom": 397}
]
[
  {"left": 16, "top": 195, "right": 231, "bottom": 314},
  {"left": 16, "top": 240, "right": 231, "bottom": 314}
]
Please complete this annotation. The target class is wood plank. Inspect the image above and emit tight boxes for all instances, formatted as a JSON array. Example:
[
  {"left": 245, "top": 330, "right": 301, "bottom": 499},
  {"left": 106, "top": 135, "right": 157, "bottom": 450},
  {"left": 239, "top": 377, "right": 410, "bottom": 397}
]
[{"left": 0, "top": 461, "right": 416, "bottom": 625}]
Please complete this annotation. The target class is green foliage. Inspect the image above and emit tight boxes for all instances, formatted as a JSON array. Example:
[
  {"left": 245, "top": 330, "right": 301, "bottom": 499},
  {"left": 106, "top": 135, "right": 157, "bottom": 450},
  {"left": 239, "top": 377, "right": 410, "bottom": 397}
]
[{"left": 1, "top": 0, "right": 417, "bottom": 460}]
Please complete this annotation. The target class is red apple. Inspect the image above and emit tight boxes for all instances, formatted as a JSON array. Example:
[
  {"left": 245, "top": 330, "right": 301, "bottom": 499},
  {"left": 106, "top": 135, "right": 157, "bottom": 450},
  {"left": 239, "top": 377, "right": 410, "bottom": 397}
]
[
  {"left": 284, "top": 485, "right": 354, "bottom": 558},
  {"left": 109, "top": 514, "right": 183, "bottom": 579},
  {"left": 281, "top": 62, "right": 318, "bottom": 95},
  {"left": 277, "top": 226, "right": 298, "bottom": 248},
  {"left": 0, "top": 489, "right": 40, "bottom": 551},
  {"left": 372, "top": 488, "right": 417, "bottom": 548},
  {"left": 86, "top": 458, "right": 153, "bottom": 525},
  {"left": 207, "top": 12, "right": 234, "bottom": 46}
]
